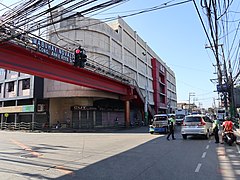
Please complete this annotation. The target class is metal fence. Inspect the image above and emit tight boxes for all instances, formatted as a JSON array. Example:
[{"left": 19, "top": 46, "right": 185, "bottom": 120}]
[{"left": 0, "top": 122, "right": 44, "bottom": 131}]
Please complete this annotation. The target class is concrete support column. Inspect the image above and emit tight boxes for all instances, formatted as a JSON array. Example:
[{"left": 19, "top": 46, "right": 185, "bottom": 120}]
[
  {"left": 15, "top": 100, "right": 17, "bottom": 129},
  {"left": 32, "top": 98, "right": 36, "bottom": 131},
  {"left": 125, "top": 100, "right": 130, "bottom": 128},
  {"left": 0, "top": 114, "right": 3, "bottom": 129},
  {"left": 14, "top": 114, "right": 17, "bottom": 129}
]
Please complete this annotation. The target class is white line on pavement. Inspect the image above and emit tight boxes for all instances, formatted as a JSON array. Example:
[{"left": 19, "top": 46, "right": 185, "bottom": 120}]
[
  {"left": 206, "top": 145, "right": 209, "bottom": 149},
  {"left": 202, "top": 152, "right": 207, "bottom": 158},
  {"left": 236, "top": 144, "right": 240, "bottom": 153},
  {"left": 195, "top": 163, "right": 202, "bottom": 173}
]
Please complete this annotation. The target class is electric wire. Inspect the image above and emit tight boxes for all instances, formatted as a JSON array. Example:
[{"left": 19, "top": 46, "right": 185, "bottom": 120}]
[
  {"left": 28, "top": 0, "right": 193, "bottom": 62},
  {"left": 46, "top": 0, "right": 193, "bottom": 46},
  {"left": 0, "top": 0, "right": 129, "bottom": 43}
]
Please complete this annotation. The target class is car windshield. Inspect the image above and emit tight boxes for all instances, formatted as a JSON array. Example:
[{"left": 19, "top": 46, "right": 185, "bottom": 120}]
[
  {"left": 176, "top": 114, "right": 185, "bottom": 119},
  {"left": 154, "top": 116, "right": 168, "bottom": 121},
  {"left": 185, "top": 116, "right": 202, "bottom": 122}
]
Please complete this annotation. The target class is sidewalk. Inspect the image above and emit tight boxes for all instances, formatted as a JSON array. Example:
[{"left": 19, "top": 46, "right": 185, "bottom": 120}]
[
  {"left": 41, "top": 126, "right": 147, "bottom": 133},
  {"left": 235, "top": 128, "right": 240, "bottom": 136},
  {"left": 233, "top": 128, "right": 240, "bottom": 145}
]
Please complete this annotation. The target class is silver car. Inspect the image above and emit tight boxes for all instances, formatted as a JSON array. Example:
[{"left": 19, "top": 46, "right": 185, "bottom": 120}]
[{"left": 181, "top": 114, "right": 213, "bottom": 139}]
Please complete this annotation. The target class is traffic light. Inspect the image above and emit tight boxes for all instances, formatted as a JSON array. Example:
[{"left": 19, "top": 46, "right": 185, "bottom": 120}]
[
  {"left": 79, "top": 48, "right": 87, "bottom": 68},
  {"left": 74, "top": 46, "right": 87, "bottom": 68},
  {"left": 74, "top": 48, "right": 81, "bottom": 67}
]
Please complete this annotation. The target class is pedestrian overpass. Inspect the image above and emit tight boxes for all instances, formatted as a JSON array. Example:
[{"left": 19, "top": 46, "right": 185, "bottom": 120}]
[{"left": 0, "top": 35, "right": 154, "bottom": 127}]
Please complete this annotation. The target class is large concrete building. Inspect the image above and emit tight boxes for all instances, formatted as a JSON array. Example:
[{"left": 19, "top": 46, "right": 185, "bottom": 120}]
[{"left": 0, "top": 15, "right": 177, "bottom": 130}]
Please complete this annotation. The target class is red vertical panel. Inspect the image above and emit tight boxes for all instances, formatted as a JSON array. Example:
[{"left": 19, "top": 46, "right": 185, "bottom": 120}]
[
  {"left": 151, "top": 57, "right": 159, "bottom": 114},
  {"left": 162, "top": 66, "right": 167, "bottom": 105},
  {"left": 151, "top": 57, "right": 167, "bottom": 113}
]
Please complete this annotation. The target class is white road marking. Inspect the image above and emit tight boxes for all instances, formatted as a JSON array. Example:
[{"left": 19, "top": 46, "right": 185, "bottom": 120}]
[
  {"left": 202, "top": 152, "right": 207, "bottom": 158},
  {"left": 236, "top": 144, "right": 240, "bottom": 153},
  {"left": 195, "top": 163, "right": 202, "bottom": 173},
  {"left": 206, "top": 145, "right": 209, "bottom": 149}
]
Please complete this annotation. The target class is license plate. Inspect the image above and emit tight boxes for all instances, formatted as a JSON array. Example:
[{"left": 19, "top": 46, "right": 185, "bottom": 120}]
[{"left": 187, "top": 125, "right": 196, "bottom": 128}]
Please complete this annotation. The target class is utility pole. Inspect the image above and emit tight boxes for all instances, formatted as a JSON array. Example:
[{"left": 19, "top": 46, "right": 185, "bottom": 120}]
[
  {"left": 228, "top": 61, "right": 236, "bottom": 119},
  {"left": 207, "top": 43, "right": 229, "bottom": 113},
  {"left": 220, "top": 44, "right": 229, "bottom": 112},
  {"left": 205, "top": 1, "right": 228, "bottom": 113}
]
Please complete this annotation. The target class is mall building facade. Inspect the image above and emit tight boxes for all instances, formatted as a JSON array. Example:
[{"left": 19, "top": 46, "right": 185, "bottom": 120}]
[{"left": 0, "top": 14, "right": 177, "bottom": 130}]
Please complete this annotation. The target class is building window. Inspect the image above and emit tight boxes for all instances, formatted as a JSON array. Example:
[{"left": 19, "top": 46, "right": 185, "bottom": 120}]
[
  {"left": 22, "top": 78, "right": 30, "bottom": 90},
  {"left": 8, "top": 81, "right": 14, "bottom": 92}
]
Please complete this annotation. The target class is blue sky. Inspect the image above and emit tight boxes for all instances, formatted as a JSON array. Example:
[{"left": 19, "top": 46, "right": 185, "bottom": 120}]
[
  {"left": 0, "top": 0, "right": 220, "bottom": 108},
  {"left": 97, "top": 0, "right": 218, "bottom": 108}
]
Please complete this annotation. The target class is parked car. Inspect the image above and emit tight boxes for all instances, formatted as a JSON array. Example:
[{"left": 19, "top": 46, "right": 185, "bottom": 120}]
[
  {"left": 149, "top": 114, "right": 169, "bottom": 134},
  {"left": 181, "top": 114, "right": 213, "bottom": 139}
]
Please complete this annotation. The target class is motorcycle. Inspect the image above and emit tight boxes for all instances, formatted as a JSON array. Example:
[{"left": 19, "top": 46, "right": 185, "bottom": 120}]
[{"left": 223, "top": 131, "right": 236, "bottom": 146}]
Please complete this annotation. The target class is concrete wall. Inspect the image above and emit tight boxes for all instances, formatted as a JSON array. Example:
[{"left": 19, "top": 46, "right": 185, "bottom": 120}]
[
  {"left": 44, "top": 79, "right": 119, "bottom": 99},
  {"left": 48, "top": 15, "right": 177, "bottom": 110}
]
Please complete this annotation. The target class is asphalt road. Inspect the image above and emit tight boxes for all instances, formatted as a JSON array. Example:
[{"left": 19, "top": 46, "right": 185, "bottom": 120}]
[{"left": 0, "top": 126, "right": 240, "bottom": 180}]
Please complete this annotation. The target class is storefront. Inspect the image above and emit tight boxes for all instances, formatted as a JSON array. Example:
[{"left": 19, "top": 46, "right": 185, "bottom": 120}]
[{"left": 71, "top": 105, "right": 125, "bottom": 129}]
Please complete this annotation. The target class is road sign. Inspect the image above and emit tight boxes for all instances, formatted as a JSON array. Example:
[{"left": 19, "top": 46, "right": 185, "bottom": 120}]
[{"left": 217, "top": 84, "right": 229, "bottom": 92}]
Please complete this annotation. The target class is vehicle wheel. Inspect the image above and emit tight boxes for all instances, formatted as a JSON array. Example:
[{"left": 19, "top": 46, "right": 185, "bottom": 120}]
[
  {"left": 150, "top": 132, "right": 154, "bottom": 134},
  {"left": 182, "top": 134, "right": 187, "bottom": 139}
]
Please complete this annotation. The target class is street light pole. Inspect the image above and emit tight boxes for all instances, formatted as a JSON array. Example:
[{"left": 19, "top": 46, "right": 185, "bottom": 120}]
[{"left": 143, "top": 52, "right": 148, "bottom": 126}]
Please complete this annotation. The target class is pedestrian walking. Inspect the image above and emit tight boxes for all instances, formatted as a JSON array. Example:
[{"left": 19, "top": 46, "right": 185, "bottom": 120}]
[
  {"left": 167, "top": 115, "right": 176, "bottom": 140},
  {"left": 213, "top": 114, "right": 220, "bottom": 143}
]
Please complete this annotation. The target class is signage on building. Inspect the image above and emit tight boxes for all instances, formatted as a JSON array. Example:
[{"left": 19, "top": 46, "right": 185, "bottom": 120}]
[
  {"left": 71, "top": 105, "right": 98, "bottom": 111},
  {"left": 71, "top": 105, "right": 122, "bottom": 111},
  {"left": 0, "top": 105, "right": 34, "bottom": 113},
  {"left": 31, "top": 37, "right": 74, "bottom": 63},
  {"left": 37, "top": 104, "right": 46, "bottom": 112},
  {"left": 22, "top": 105, "right": 34, "bottom": 112}
]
